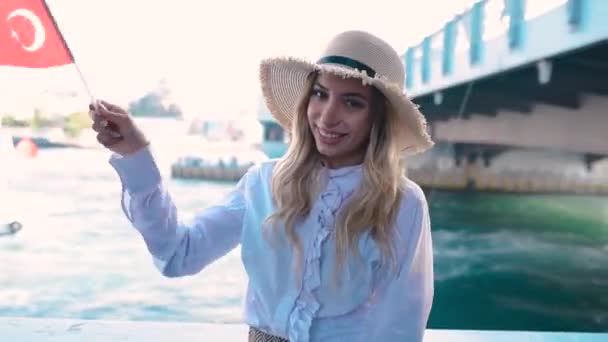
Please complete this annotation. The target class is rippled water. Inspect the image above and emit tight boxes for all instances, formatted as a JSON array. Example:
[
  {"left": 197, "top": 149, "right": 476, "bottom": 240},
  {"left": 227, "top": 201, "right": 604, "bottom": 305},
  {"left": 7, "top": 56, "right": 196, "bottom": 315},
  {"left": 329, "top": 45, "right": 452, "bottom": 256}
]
[{"left": 1, "top": 148, "right": 607, "bottom": 332}]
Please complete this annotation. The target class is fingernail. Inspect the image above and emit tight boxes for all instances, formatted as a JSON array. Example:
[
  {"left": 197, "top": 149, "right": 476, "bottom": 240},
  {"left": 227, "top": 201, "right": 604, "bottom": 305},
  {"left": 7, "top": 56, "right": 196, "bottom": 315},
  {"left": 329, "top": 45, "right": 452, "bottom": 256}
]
[{"left": 98, "top": 100, "right": 107, "bottom": 111}]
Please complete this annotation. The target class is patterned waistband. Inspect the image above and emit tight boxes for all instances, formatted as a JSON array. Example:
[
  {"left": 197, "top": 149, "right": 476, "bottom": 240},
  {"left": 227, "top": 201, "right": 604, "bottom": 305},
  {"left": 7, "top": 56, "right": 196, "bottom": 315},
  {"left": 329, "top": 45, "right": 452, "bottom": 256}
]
[{"left": 248, "top": 326, "right": 289, "bottom": 342}]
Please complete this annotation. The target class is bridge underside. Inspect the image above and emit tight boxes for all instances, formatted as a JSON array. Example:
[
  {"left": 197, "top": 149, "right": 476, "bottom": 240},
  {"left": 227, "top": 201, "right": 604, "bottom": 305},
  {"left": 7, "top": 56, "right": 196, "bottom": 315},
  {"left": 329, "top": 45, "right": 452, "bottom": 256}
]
[{"left": 414, "top": 40, "right": 608, "bottom": 167}]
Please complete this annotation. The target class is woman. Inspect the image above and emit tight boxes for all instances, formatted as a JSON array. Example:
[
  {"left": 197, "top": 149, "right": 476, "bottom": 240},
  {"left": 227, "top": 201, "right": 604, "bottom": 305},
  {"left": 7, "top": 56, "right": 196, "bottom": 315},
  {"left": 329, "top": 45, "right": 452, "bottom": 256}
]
[{"left": 91, "top": 30, "right": 435, "bottom": 342}]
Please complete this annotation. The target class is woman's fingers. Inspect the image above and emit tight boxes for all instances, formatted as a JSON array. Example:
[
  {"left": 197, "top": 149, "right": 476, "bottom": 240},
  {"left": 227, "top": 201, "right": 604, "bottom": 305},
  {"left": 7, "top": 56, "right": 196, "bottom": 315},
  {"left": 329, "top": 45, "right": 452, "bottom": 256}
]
[
  {"left": 92, "top": 117, "right": 122, "bottom": 137},
  {"left": 96, "top": 101, "right": 129, "bottom": 125},
  {"left": 96, "top": 131, "right": 123, "bottom": 147},
  {"left": 91, "top": 118, "right": 102, "bottom": 132},
  {"left": 89, "top": 100, "right": 131, "bottom": 129},
  {"left": 99, "top": 100, "right": 127, "bottom": 114},
  {"left": 89, "top": 100, "right": 129, "bottom": 137},
  {"left": 91, "top": 116, "right": 110, "bottom": 132}
]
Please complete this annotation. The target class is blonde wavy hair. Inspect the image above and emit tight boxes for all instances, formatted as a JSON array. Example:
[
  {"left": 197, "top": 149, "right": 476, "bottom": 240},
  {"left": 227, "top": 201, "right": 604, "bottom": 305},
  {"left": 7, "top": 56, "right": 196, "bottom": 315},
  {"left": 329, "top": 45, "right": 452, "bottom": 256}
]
[{"left": 264, "top": 72, "right": 407, "bottom": 279}]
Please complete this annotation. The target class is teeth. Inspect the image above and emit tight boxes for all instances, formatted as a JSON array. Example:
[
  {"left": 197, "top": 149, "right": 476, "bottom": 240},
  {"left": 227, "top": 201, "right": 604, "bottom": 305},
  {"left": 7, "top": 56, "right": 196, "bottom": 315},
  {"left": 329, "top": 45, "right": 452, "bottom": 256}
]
[{"left": 319, "top": 128, "right": 342, "bottom": 138}]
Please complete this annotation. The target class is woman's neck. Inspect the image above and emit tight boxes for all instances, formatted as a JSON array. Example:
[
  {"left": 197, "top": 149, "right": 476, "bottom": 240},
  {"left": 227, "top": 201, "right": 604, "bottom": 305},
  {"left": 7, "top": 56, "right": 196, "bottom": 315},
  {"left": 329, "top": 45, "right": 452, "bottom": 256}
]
[{"left": 321, "top": 153, "right": 365, "bottom": 169}]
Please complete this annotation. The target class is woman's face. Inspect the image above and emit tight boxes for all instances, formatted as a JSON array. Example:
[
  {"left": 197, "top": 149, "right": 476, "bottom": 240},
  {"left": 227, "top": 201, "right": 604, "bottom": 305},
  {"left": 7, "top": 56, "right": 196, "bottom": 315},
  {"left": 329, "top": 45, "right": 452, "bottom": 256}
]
[{"left": 306, "top": 73, "right": 374, "bottom": 168}]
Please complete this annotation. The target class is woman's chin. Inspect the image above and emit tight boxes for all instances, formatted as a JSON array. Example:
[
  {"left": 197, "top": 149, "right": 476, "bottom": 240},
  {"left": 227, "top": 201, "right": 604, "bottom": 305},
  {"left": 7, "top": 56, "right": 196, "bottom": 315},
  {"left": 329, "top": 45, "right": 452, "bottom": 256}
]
[{"left": 315, "top": 141, "right": 342, "bottom": 157}]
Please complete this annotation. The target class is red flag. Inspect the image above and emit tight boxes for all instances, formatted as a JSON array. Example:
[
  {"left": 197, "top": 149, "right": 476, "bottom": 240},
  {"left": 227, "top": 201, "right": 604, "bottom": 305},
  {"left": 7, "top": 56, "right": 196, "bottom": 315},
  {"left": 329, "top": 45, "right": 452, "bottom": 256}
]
[{"left": 0, "top": 0, "right": 73, "bottom": 68}]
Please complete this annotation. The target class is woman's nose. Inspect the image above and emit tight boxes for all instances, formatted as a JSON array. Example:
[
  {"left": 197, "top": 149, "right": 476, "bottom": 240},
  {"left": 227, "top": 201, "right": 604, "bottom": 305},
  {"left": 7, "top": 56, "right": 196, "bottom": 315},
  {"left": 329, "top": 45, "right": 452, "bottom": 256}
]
[{"left": 319, "top": 98, "right": 340, "bottom": 126}]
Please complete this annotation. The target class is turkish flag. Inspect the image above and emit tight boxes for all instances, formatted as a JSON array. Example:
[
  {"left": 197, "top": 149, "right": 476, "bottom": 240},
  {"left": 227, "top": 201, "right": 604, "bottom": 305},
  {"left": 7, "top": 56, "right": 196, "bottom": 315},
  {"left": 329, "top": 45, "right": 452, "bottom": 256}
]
[{"left": 0, "top": 0, "right": 73, "bottom": 68}]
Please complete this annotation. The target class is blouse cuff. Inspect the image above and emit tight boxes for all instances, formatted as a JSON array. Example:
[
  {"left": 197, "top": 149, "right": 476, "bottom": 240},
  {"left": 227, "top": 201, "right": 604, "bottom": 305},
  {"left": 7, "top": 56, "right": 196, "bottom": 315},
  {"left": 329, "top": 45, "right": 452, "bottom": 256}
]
[{"left": 108, "top": 146, "right": 161, "bottom": 194}]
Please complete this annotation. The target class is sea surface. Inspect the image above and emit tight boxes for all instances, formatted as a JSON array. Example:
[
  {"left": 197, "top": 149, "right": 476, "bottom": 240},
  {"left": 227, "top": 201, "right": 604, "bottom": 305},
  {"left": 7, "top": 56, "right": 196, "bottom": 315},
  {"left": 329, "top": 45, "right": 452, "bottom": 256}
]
[{"left": 1, "top": 148, "right": 607, "bottom": 332}]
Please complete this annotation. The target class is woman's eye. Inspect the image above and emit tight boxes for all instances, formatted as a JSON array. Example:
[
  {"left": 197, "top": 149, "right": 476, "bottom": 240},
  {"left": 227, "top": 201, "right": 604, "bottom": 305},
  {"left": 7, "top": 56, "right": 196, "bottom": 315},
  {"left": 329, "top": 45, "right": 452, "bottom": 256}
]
[
  {"left": 312, "top": 89, "right": 326, "bottom": 98},
  {"left": 345, "top": 99, "right": 364, "bottom": 108}
]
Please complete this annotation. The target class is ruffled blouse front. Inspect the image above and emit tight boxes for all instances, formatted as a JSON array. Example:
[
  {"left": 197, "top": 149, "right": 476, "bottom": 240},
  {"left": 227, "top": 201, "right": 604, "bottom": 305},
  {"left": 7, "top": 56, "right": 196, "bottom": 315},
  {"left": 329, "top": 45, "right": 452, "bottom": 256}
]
[{"left": 286, "top": 165, "right": 359, "bottom": 341}]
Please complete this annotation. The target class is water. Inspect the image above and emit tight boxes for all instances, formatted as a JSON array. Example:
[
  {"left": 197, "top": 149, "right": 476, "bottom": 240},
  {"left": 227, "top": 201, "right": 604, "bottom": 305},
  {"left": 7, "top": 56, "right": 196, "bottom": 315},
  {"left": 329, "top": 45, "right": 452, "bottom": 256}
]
[
  {"left": 1, "top": 148, "right": 607, "bottom": 332},
  {"left": 428, "top": 192, "right": 608, "bottom": 331}
]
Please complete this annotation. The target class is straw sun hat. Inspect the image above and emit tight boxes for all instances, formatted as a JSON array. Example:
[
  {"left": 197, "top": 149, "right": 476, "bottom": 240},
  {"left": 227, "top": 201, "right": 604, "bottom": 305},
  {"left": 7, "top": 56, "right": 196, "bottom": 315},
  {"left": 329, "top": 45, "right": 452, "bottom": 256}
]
[{"left": 259, "top": 30, "right": 434, "bottom": 156}]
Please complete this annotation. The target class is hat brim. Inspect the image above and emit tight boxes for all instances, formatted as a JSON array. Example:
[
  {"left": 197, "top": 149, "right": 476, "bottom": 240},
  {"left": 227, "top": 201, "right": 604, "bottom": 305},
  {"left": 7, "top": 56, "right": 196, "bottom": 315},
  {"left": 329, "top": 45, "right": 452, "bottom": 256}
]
[{"left": 259, "top": 57, "right": 434, "bottom": 156}]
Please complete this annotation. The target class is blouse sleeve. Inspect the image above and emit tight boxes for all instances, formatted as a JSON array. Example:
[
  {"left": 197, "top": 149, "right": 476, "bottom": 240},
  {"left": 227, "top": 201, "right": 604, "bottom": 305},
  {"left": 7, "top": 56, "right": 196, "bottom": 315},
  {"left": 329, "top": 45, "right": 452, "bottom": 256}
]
[
  {"left": 108, "top": 146, "right": 254, "bottom": 277},
  {"left": 363, "top": 185, "right": 434, "bottom": 341}
]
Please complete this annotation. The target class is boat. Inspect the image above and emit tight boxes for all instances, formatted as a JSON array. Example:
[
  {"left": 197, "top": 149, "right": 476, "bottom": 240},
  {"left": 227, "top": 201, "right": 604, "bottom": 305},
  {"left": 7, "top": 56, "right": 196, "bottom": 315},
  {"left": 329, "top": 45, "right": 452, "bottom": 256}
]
[
  {"left": 0, "top": 131, "right": 24, "bottom": 236},
  {"left": 257, "top": 97, "right": 288, "bottom": 159},
  {"left": 0, "top": 221, "right": 22, "bottom": 237},
  {"left": 168, "top": 116, "right": 269, "bottom": 181},
  {"left": 170, "top": 141, "right": 268, "bottom": 181}
]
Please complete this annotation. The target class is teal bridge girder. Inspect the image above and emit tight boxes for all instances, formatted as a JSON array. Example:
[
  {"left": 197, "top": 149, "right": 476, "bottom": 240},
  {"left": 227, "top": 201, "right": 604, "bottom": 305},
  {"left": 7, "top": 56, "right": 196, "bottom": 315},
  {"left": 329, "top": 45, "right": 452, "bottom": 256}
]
[
  {"left": 403, "top": 0, "right": 608, "bottom": 99},
  {"left": 403, "top": 0, "right": 608, "bottom": 165}
]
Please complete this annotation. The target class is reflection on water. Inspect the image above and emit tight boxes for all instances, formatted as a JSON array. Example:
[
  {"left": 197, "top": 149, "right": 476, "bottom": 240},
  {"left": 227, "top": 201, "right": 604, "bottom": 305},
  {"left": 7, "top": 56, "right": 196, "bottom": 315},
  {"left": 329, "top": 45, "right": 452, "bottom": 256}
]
[{"left": 0, "top": 148, "right": 607, "bottom": 331}]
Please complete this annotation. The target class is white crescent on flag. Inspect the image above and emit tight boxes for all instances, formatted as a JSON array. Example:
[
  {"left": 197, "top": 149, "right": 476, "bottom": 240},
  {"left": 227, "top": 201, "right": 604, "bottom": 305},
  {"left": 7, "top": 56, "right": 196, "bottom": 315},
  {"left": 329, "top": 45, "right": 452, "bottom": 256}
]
[{"left": 7, "top": 8, "right": 46, "bottom": 52}]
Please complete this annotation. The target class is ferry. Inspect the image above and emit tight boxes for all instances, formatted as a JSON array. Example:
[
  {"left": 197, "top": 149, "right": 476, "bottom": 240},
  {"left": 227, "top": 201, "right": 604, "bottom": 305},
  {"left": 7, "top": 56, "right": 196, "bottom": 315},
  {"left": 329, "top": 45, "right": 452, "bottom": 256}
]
[{"left": 0, "top": 132, "right": 23, "bottom": 237}]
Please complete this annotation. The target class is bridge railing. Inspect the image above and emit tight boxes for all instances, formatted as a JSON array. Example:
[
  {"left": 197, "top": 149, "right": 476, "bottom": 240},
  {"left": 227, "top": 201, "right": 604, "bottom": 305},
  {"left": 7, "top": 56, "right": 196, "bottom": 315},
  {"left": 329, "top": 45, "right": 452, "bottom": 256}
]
[
  {"left": 2, "top": 317, "right": 608, "bottom": 341},
  {"left": 404, "top": 0, "right": 586, "bottom": 96}
]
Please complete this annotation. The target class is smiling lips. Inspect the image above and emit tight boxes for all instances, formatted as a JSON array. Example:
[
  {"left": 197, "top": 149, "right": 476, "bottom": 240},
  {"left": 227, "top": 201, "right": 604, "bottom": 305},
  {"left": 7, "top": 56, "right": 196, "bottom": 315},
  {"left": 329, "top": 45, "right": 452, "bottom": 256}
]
[{"left": 317, "top": 126, "right": 347, "bottom": 145}]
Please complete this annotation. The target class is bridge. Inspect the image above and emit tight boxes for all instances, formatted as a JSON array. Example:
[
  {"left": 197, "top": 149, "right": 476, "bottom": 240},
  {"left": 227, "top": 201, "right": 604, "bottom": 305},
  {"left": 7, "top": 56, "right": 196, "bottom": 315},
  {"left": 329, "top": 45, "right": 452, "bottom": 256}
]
[{"left": 258, "top": 0, "right": 608, "bottom": 195}]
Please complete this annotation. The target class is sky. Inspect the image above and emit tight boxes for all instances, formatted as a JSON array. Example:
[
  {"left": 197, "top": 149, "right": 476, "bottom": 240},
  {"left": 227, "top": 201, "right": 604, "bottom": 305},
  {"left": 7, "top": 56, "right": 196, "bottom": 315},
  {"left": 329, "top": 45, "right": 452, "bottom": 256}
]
[{"left": 1, "top": 0, "right": 481, "bottom": 119}]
